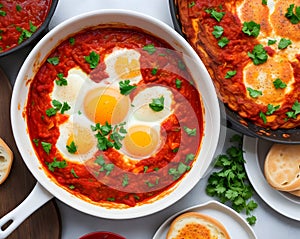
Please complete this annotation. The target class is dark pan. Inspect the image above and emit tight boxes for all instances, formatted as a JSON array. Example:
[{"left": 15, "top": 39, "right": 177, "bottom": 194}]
[
  {"left": 169, "top": 0, "right": 300, "bottom": 144},
  {"left": 0, "top": 0, "right": 59, "bottom": 58}
]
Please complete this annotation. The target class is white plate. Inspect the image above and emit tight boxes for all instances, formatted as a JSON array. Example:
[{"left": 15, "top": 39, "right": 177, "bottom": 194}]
[
  {"left": 243, "top": 136, "right": 300, "bottom": 221},
  {"left": 153, "top": 200, "right": 256, "bottom": 238}
]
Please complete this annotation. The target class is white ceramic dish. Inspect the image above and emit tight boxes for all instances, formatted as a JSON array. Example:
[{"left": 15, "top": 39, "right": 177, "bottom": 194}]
[
  {"left": 2, "top": 9, "right": 221, "bottom": 238},
  {"left": 243, "top": 136, "right": 300, "bottom": 221},
  {"left": 153, "top": 200, "right": 257, "bottom": 238}
]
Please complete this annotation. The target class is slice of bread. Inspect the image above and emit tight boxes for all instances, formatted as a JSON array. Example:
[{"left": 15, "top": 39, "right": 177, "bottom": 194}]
[
  {"left": 264, "top": 144, "right": 300, "bottom": 191},
  {"left": 0, "top": 137, "right": 13, "bottom": 184},
  {"left": 167, "top": 212, "right": 230, "bottom": 239}
]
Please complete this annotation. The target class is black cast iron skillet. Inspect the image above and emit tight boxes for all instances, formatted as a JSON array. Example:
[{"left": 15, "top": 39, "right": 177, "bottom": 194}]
[
  {"left": 169, "top": 0, "right": 300, "bottom": 143},
  {"left": 0, "top": 0, "right": 59, "bottom": 58}
]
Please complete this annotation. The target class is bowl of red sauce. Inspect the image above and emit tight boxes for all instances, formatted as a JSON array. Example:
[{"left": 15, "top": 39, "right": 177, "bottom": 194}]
[
  {"left": 0, "top": 0, "right": 58, "bottom": 57},
  {"left": 79, "top": 231, "right": 126, "bottom": 239},
  {"left": 11, "top": 10, "right": 221, "bottom": 219}
]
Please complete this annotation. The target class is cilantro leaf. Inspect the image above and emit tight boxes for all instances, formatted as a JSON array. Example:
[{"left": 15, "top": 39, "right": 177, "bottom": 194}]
[
  {"left": 266, "top": 104, "right": 280, "bottom": 115},
  {"left": 47, "top": 57, "right": 60, "bottom": 65},
  {"left": 273, "top": 78, "right": 287, "bottom": 89},
  {"left": 205, "top": 8, "right": 225, "bottom": 22},
  {"left": 188, "top": 1, "right": 195, "bottom": 8},
  {"left": 285, "top": 4, "right": 300, "bottom": 24},
  {"left": 286, "top": 100, "right": 300, "bottom": 119},
  {"left": 247, "top": 87, "right": 262, "bottom": 98},
  {"left": 175, "top": 78, "right": 182, "bottom": 89},
  {"left": 56, "top": 73, "right": 68, "bottom": 86},
  {"left": 278, "top": 38, "right": 292, "bottom": 49},
  {"left": 262, "top": 0, "right": 267, "bottom": 5},
  {"left": 242, "top": 21, "right": 260, "bottom": 37},
  {"left": 119, "top": 80, "right": 137, "bottom": 95},
  {"left": 218, "top": 37, "right": 229, "bottom": 48},
  {"left": 247, "top": 44, "right": 268, "bottom": 65},
  {"left": 47, "top": 158, "right": 67, "bottom": 172},
  {"left": 225, "top": 70, "right": 237, "bottom": 79},
  {"left": 149, "top": 96, "right": 164, "bottom": 112},
  {"left": 268, "top": 39, "right": 277, "bottom": 45},
  {"left": 183, "top": 126, "right": 197, "bottom": 136},
  {"left": 41, "top": 141, "right": 52, "bottom": 154},
  {"left": 142, "top": 44, "right": 156, "bottom": 54},
  {"left": 212, "top": 25, "right": 224, "bottom": 38},
  {"left": 66, "top": 141, "right": 77, "bottom": 154},
  {"left": 85, "top": 51, "right": 99, "bottom": 69}
]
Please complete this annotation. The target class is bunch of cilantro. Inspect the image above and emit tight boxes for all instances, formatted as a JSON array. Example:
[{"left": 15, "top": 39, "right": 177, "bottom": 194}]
[{"left": 206, "top": 134, "right": 258, "bottom": 225}]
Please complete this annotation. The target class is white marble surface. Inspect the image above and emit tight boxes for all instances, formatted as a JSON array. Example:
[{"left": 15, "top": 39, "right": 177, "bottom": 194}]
[{"left": 1, "top": 1, "right": 300, "bottom": 238}]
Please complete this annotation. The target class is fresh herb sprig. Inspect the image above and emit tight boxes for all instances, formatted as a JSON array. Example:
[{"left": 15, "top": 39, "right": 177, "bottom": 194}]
[{"left": 206, "top": 135, "right": 258, "bottom": 225}]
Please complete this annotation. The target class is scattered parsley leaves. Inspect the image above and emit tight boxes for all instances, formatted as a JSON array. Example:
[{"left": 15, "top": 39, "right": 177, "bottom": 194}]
[
  {"left": 247, "top": 87, "right": 262, "bottom": 98},
  {"left": 168, "top": 162, "right": 190, "bottom": 180},
  {"left": 183, "top": 126, "right": 197, "bottom": 136},
  {"left": 95, "top": 156, "right": 115, "bottom": 175},
  {"left": 66, "top": 141, "right": 77, "bottom": 154},
  {"left": 242, "top": 21, "right": 260, "bottom": 37},
  {"left": 262, "top": 0, "right": 267, "bottom": 5},
  {"left": 188, "top": 1, "right": 195, "bottom": 8},
  {"left": 218, "top": 37, "right": 229, "bottom": 48},
  {"left": 56, "top": 73, "right": 68, "bottom": 86},
  {"left": 41, "top": 141, "right": 52, "bottom": 154},
  {"left": 286, "top": 100, "right": 300, "bottom": 119},
  {"left": 71, "top": 168, "right": 79, "bottom": 178},
  {"left": 142, "top": 44, "right": 156, "bottom": 54},
  {"left": 85, "top": 51, "right": 99, "bottom": 69},
  {"left": 247, "top": 44, "right": 268, "bottom": 65},
  {"left": 225, "top": 70, "right": 237, "bottom": 79},
  {"left": 273, "top": 78, "right": 287, "bottom": 89},
  {"left": 149, "top": 96, "right": 164, "bottom": 112},
  {"left": 47, "top": 57, "right": 59, "bottom": 65},
  {"left": 278, "top": 38, "right": 292, "bottom": 49},
  {"left": 119, "top": 80, "right": 137, "bottom": 95},
  {"left": 212, "top": 25, "right": 224, "bottom": 38},
  {"left": 47, "top": 158, "right": 67, "bottom": 172},
  {"left": 267, "top": 39, "right": 277, "bottom": 45},
  {"left": 205, "top": 8, "right": 225, "bottom": 22},
  {"left": 285, "top": 4, "right": 300, "bottom": 24},
  {"left": 122, "top": 174, "right": 129, "bottom": 187},
  {"left": 175, "top": 78, "right": 182, "bottom": 89}
]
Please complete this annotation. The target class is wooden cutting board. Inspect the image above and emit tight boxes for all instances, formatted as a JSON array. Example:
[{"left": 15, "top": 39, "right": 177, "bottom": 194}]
[{"left": 0, "top": 67, "right": 61, "bottom": 239}]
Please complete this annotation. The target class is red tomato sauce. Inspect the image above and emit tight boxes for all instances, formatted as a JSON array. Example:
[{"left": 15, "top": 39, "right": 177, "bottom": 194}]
[
  {"left": 26, "top": 26, "right": 204, "bottom": 207},
  {"left": 0, "top": 0, "right": 52, "bottom": 53}
]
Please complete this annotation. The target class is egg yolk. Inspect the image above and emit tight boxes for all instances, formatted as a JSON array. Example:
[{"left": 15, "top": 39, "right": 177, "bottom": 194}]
[
  {"left": 123, "top": 125, "right": 160, "bottom": 159},
  {"left": 66, "top": 124, "right": 95, "bottom": 155},
  {"left": 115, "top": 56, "right": 140, "bottom": 79},
  {"left": 84, "top": 87, "right": 130, "bottom": 125}
]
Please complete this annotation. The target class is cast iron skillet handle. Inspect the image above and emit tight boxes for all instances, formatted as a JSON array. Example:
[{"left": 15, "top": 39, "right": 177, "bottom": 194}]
[{"left": 0, "top": 183, "right": 53, "bottom": 239}]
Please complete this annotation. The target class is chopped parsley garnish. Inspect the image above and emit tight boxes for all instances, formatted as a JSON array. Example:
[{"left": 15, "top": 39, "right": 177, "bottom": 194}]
[
  {"left": 16, "top": 5, "right": 22, "bottom": 12},
  {"left": 95, "top": 155, "right": 115, "bottom": 175},
  {"left": 41, "top": 141, "right": 52, "bottom": 154},
  {"left": 142, "top": 44, "right": 156, "bottom": 54},
  {"left": 183, "top": 126, "right": 197, "bottom": 136},
  {"left": 17, "top": 21, "right": 37, "bottom": 44},
  {"left": 85, "top": 51, "right": 99, "bottom": 69},
  {"left": 46, "top": 100, "right": 71, "bottom": 116},
  {"left": 268, "top": 39, "right": 277, "bottom": 45},
  {"left": 218, "top": 37, "right": 229, "bottom": 48},
  {"left": 278, "top": 38, "right": 292, "bottom": 49},
  {"left": 69, "top": 37, "right": 75, "bottom": 45},
  {"left": 188, "top": 1, "right": 195, "bottom": 8},
  {"left": 185, "top": 153, "right": 195, "bottom": 162},
  {"left": 205, "top": 8, "right": 225, "bottom": 22},
  {"left": 33, "top": 138, "right": 39, "bottom": 146},
  {"left": 119, "top": 80, "right": 137, "bottom": 95},
  {"left": 247, "top": 44, "right": 268, "bottom": 65},
  {"left": 149, "top": 96, "right": 164, "bottom": 112},
  {"left": 242, "top": 21, "right": 260, "bottom": 37},
  {"left": 122, "top": 174, "right": 129, "bottom": 187},
  {"left": 0, "top": 4, "right": 6, "bottom": 16},
  {"left": 285, "top": 4, "right": 300, "bottom": 24},
  {"left": 212, "top": 25, "right": 224, "bottom": 38},
  {"left": 225, "top": 70, "right": 237, "bottom": 79},
  {"left": 205, "top": 134, "right": 257, "bottom": 225},
  {"left": 273, "top": 78, "right": 287, "bottom": 89},
  {"left": 175, "top": 78, "right": 182, "bottom": 89},
  {"left": 144, "top": 166, "right": 149, "bottom": 173},
  {"left": 91, "top": 122, "right": 127, "bottom": 151},
  {"left": 66, "top": 141, "right": 77, "bottom": 154},
  {"left": 247, "top": 87, "right": 262, "bottom": 98},
  {"left": 151, "top": 67, "right": 158, "bottom": 75},
  {"left": 259, "top": 111, "right": 267, "bottom": 124},
  {"left": 47, "top": 57, "right": 60, "bottom": 65},
  {"left": 55, "top": 73, "right": 68, "bottom": 86},
  {"left": 47, "top": 158, "right": 67, "bottom": 172},
  {"left": 71, "top": 168, "right": 79, "bottom": 178},
  {"left": 262, "top": 0, "right": 267, "bottom": 5},
  {"left": 168, "top": 162, "right": 190, "bottom": 180},
  {"left": 29, "top": 21, "right": 37, "bottom": 33},
  {"left": 286, "top": 101, "right": 300, "bottom": 119},
  {"left": 266, "top": 104, "right": 280, "bottom": 115},
  {"left": 107, "top": 197, "right": 115, "bottom": 202}
]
